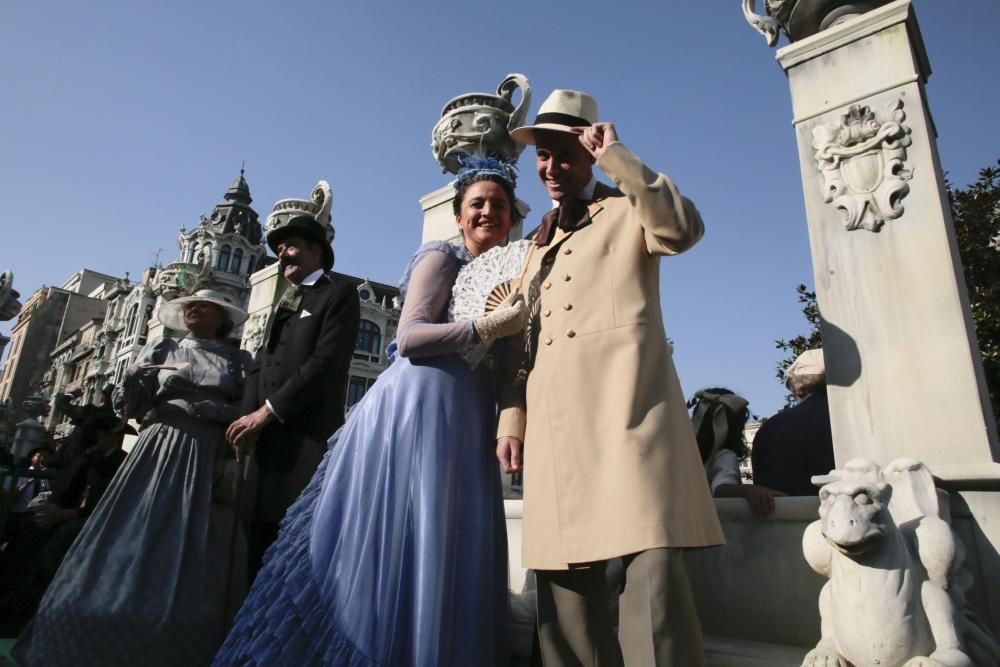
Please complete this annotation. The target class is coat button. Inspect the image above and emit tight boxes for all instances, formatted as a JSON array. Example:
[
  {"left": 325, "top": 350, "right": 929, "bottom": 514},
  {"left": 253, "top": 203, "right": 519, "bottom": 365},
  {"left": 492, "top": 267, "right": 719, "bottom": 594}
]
[
  {"left": 543, "top": 281, "right": 552, "bottom": 290},
  {"left": 566, "top": 329, "right": 576, "bottom": 338},
  {"left": 563, "top": 303, "right": 573, "bottom": 311},
  {"left": 544, "top": 337, "right": 553, "bottom": 346},
  {"left": 563, "top": 248, "right": 573, "bottom": 255},
  {"left": 562, "top": 274, "right": 571, "bottom": 281},
  {"left": 543, "top": 309, "right": 551, "bottom": 317}
]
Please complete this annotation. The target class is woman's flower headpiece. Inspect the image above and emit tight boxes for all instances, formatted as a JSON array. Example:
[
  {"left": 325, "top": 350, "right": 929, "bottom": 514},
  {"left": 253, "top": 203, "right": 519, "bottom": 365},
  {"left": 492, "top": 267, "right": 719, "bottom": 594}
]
[{"left": 453, "top": 152, "right": 517, "bottom": 192}]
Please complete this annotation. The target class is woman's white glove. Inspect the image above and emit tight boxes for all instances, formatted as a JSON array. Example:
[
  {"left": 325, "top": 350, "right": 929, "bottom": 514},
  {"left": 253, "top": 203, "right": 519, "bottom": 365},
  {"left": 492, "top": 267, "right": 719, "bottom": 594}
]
[{"left": 473, "top": 295, "right": 528, "bottom": 344}]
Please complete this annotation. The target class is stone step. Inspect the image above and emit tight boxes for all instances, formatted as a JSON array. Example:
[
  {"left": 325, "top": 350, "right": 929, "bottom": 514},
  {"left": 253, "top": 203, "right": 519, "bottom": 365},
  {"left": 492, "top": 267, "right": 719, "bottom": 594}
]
[{"left": 705, "top": 636, "right": 807, "bottom": 667}]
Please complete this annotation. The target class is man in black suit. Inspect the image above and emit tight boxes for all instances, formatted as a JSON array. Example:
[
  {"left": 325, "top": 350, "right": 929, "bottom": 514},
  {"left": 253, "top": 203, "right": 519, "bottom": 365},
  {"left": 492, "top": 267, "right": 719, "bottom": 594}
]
[
  {"left": 228, "top": 183, "right": 360, "bottom": 576},
  {"left": 751, "top": 348, "right": 835, "bottom": 496}
]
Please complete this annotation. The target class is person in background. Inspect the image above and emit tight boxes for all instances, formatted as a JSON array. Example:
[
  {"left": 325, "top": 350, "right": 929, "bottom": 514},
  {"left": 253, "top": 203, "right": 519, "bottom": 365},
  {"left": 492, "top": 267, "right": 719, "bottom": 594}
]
[
  {"left": 50, "top": 384, "right": 114, "bottom": 467},
  {"left": 14, "top": 289, "right": 251, "bottom": 667},
  {"left": 0, "top": 420, "right": 130, "bottom": 632},
  {"left": 751, "top": 348, "right": 835, "bottom": 496},
  {"left": 226, "top": 187, "right": 360, "bottom": 580},
  {"left": 689, "top": 388, "right": 786, "bottom": 516}
]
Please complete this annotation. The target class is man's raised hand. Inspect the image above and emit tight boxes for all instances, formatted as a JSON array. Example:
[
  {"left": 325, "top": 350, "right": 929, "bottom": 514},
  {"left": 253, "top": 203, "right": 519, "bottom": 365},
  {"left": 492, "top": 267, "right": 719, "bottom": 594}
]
[{"left": 574, "top": 122, "right": 619, "bottom": 160}]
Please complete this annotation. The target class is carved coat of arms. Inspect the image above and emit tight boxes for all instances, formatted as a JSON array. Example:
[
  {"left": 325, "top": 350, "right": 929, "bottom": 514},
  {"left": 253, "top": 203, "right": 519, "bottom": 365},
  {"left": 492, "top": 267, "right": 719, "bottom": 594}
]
[{"left": 811, "top": 98, "right": 913, "bottom": 233}]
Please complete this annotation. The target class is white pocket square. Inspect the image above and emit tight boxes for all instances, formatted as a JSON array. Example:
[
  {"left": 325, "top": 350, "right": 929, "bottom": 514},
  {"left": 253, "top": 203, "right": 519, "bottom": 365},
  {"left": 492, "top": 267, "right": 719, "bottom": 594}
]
[{"left": 300, "top": 309, "right": 312, "bottom": 319}]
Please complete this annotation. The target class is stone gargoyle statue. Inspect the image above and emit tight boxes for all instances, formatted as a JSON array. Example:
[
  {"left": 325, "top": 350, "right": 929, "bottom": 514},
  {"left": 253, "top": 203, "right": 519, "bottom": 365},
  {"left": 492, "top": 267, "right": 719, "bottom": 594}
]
[{"left": 802, "top": 458, "right": 1000, "bottom": 667}]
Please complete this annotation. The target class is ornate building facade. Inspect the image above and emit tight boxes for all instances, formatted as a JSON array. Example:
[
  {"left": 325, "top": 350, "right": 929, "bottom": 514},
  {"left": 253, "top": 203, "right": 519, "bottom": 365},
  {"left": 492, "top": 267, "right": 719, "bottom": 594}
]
[{"left": 41, "top": 172, "right": 267, "bottom": 438}]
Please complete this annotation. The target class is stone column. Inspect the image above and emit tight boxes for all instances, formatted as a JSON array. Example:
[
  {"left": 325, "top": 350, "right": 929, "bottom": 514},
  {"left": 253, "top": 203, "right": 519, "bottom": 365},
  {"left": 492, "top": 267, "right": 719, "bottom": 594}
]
[
  {"left": 750, "top": 0, "right": 1000, "bottom": 636},
  {"left": 775, "top": 1, "right": 999, "bottom": 479}
]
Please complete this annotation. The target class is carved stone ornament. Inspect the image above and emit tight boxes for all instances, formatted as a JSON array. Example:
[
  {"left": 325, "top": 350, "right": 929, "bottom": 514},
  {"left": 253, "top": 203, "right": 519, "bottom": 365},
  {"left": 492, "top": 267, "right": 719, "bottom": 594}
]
[
  {"left": 264, "top": 180, "right": 335, "bottom": 245},
  {"left": 431, "top": 73, "right": 532, "bottom": 174},
  {"left": 0, "top": 270, "right": 23, "bottom": 321},
  {"left": 241, "top": 311, "right": 269, "bottom": 355},
  {"left": 811, "top": 98, "right": 913, "bottom": 232},
  {"left": 743, "top": 0, "right": 892, "bottom": 46},
  {"left": 153, "top": 259, "right": 215, "bottom": 300},
  {"left": 803, "top": 458, "right": 999, "bottom": 667}
]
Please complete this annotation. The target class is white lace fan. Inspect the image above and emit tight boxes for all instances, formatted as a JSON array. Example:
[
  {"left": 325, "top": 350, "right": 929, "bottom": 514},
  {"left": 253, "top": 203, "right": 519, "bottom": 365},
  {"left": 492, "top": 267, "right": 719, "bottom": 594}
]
[{"left": 450, "top": 239, "right": 533, "bottom": 323}]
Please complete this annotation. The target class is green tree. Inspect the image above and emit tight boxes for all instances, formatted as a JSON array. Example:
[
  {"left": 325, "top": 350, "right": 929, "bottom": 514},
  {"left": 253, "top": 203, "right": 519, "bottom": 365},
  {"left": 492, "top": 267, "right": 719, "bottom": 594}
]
[
  {"left": 774, "top": 160, "right": 1000, "bottom": 420},
  {"left": 949, "top": 161, "right": 1000, "bottom": 429}
]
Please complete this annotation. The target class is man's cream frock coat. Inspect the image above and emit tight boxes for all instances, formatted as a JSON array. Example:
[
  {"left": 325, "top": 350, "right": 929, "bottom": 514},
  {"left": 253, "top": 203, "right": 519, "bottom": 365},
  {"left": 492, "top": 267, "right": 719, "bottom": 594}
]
[{"left": 498, "top": 142, "right": 725, "bottom": 570}]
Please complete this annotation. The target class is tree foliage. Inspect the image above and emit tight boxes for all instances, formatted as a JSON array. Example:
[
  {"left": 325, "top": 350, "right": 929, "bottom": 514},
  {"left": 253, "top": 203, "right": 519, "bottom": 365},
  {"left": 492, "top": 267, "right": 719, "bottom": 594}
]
[
  {"left": 949, "top": 161, "right": 1000, "bottom": 429},
  {"left": 775, "top": 160, "right": 1000, "bottom": 419}
]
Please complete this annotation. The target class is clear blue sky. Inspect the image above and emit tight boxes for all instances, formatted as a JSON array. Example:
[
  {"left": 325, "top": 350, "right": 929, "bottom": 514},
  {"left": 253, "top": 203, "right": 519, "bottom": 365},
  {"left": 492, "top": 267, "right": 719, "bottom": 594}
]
[{"left": 2, "top": 1, "right": 998, "bottom": 417}]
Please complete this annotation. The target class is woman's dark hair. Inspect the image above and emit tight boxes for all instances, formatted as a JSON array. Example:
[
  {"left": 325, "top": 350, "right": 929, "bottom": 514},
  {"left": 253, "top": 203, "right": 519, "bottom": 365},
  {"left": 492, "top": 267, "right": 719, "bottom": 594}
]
[
  {"left": 452, "top": 173, "right": 522, "bottom": 224},
  {"left": 215, "top": 316, "right": 235, "bottom": 340},
  {"left": 688, "top": 387, "right": 750, "bottom": 463}
]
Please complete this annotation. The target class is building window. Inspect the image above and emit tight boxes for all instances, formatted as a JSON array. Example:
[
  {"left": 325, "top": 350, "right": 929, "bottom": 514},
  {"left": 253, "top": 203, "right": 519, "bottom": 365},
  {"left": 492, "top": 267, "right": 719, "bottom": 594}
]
[
  {"left": 246, "top": 256, "right": 256, "bottom": 276},
  {"left": 137, "top": 304, "right": 154, "bottom": 345},
  {"left": 188, "top": 243, "right": 199, "bottom": 263},
  {"left": 231, "top": 248, "right": 244, "bottom": 274},
  {"left": 347, "top": 375, "right": 368, "bottom": 407},
  {"left": 356, "top": 320, "right": 381, "bottom": 357},
  {"left": 217, "top": 245, "right": 232, "bottom": 271},
  {"left": 114, "top": 358, "right": 128, "bottom": 384},
  {"left": 124, "top": 303, "right": 139, "bottom": 341}
]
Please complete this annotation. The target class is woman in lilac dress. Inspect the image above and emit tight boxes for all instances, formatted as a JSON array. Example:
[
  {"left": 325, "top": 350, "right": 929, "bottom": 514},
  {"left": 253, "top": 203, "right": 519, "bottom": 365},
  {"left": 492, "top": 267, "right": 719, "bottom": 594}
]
[{"left": 215, "top": 156, "right": 527, "bottom": 666}]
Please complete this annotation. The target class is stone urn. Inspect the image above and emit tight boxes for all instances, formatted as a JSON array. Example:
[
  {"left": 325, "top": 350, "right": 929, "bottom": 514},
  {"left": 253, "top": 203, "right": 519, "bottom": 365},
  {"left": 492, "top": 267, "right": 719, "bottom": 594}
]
[
  {"left": 743, "top": 0, "right": 893, "bottom": 46},
  {"left": 431, "top": 73, "right": 532, "bottom": 174},
  {"left": 0, "top": 270, "right": 22, "bottom": 321}
]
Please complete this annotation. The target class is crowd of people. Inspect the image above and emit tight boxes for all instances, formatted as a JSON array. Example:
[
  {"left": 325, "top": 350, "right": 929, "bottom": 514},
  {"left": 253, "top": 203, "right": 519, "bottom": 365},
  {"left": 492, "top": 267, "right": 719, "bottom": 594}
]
[{"left": 0, "top": 88, "right": 835, "bottom": 666}]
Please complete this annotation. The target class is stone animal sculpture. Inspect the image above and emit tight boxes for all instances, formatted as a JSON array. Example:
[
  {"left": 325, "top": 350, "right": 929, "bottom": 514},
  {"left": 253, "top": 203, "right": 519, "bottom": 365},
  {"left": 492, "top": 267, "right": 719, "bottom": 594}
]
[{"left": 801, "top": 458, "right": 999, "bottom": 667}]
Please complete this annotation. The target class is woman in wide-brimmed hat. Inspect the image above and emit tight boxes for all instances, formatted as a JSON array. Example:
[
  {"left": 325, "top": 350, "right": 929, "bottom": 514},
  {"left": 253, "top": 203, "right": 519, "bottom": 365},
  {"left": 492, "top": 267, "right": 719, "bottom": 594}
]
[{"left": 15, "top": 289, "right": 254, "bottom": 667}]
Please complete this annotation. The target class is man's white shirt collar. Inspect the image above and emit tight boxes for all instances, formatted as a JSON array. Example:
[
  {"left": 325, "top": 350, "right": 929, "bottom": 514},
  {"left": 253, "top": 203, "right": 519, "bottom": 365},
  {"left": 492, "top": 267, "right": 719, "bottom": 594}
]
[
  {"left": 550, "top": 176, "right": 598, "bottom": 209},
  {"left": 299, "top": 268, "right": 325, "bottom": 286}
]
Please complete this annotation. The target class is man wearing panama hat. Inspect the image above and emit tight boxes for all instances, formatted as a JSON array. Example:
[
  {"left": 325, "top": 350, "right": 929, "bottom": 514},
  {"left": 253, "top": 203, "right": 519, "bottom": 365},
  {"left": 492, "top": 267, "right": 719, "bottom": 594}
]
[
  {"left": 496, "top": 89, "right": 724, "bottom": 666},
  {"left": 226, "top": 182, "right": 360, "bottom": 578}
]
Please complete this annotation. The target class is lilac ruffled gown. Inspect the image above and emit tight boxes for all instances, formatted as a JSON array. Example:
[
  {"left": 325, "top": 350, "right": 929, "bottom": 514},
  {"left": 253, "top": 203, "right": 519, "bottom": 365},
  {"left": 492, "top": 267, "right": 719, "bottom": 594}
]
[{"left": 214, "top": 241, "right": 509, "bottom": 666}]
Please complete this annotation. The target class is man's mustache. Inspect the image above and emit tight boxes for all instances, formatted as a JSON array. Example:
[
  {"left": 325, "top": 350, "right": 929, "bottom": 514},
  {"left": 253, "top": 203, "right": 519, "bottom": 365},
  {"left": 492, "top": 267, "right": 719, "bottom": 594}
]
[{"left": 280, "top": 257, "right": 301, "bottom": 269}]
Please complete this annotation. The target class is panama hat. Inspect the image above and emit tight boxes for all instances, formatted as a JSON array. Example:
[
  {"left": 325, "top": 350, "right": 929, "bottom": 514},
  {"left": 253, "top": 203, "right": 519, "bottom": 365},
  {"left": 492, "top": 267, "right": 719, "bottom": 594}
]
[
  {"left": 158, "top": 289, "right": 248, "bottom": 332},
  {"left": 510, "top": 89, "right": 599, "bottom": 145}
]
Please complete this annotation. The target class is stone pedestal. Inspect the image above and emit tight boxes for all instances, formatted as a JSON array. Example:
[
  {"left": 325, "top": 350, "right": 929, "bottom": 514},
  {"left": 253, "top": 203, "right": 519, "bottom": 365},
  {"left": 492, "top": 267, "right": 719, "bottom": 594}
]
[
  {"left": 778, "top": 0, "right": 1000, "bottom": 478},
  {"left": 419, "top": 183, "right": 527, "bottom": 245},
  {"left": 240, "top": 262, "right": 288, "bottom": 354},
  {"left": 775, "top": 0, "right": 1000, "bottom": 639}
]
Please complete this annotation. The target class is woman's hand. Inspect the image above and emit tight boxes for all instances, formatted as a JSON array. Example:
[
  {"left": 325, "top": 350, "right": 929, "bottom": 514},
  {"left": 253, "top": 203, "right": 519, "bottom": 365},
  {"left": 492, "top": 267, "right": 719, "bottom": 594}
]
[
  {"left": 496, "top": 436, "right": 523, "bottom": 474},
  {"left": 474, "top": 298, "right": 528, "bottom": 344}
]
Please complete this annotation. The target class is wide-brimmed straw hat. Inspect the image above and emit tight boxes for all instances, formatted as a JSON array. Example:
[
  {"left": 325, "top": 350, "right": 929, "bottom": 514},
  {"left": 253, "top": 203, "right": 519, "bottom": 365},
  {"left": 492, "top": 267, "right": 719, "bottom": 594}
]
[
  {"left": 510, "top": 89, "right": 599, "bottom": 146},
  {"left": 158, "top": 289, "right": 248, "bottom": 332}
]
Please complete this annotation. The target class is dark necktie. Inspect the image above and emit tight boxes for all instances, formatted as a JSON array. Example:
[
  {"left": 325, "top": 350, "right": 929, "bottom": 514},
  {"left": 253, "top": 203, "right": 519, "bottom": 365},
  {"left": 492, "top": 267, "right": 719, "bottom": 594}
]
[{"left": 535, "top": 198, "right": 591, "bottom": 246}]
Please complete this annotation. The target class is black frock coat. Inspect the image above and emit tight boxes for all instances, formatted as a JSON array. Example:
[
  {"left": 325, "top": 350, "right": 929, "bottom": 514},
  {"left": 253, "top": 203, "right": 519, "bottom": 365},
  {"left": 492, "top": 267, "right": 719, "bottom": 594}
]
[{"left": 243, "top": 273, "right": 360, "bottom": 523}]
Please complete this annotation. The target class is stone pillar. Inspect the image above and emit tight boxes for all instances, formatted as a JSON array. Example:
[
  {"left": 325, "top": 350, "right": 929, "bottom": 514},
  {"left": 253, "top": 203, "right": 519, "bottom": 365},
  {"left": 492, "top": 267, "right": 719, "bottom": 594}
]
[
  {"left": 763, "top": 0, "right": 1000, "bottom": 638},
  {"left": 241, "top": 262, "right": 287, "bottom": 355},
  {"left": 776, "top": 0, "right": 999, "bottom": 479},
  {"left": 420, "top": 184, "right": 525, "bottom": 245}
]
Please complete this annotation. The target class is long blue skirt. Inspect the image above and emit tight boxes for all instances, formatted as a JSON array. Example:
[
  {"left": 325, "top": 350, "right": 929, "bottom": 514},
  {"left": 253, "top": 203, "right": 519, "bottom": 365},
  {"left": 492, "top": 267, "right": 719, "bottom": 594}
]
[{"left": 214, "top": 352, "right": 510, "bottom": 666}]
